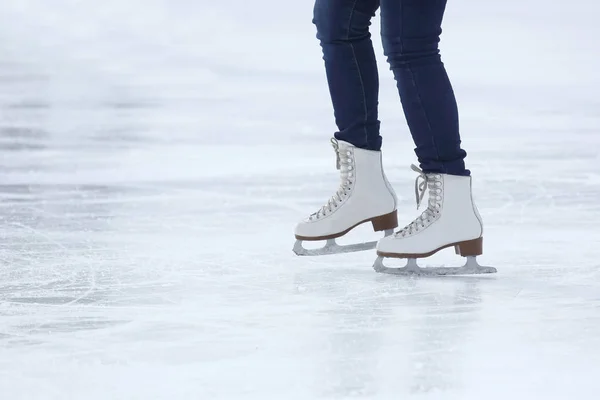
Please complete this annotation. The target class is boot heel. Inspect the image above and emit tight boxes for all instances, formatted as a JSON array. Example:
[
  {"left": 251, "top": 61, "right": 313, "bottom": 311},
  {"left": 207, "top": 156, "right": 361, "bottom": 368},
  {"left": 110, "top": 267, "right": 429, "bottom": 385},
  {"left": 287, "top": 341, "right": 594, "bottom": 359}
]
[
  {"left": 371, "top": 211, "right": 398, "bottom": 232},
  {"left": 455, "top": 237, "right": 483, "bottom": 257}
]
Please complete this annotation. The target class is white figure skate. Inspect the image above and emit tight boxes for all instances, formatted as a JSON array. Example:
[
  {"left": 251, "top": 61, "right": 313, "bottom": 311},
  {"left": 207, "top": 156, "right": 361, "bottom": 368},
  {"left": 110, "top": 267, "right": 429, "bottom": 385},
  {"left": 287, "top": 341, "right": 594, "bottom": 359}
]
[
  {"left": 373, "top": 164, "right": 497, "bottom": 275},
  {"left": 293, "top": 138, "right": 398, "bottom": 256}
]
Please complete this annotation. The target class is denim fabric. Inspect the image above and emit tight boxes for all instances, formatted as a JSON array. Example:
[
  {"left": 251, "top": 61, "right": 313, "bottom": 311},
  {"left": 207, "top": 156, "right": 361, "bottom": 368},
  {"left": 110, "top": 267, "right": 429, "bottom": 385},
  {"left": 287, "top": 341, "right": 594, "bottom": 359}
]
[{"left": 313, "top": 0, "right": 469, "bottom": 176}]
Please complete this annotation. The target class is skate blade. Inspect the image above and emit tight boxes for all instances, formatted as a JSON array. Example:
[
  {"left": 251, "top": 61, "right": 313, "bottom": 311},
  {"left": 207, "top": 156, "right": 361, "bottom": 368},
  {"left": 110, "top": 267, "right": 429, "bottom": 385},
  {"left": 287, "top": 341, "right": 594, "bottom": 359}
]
[
  {"left": 293, "top": 239, "right": 377, "bottom": 256},
  {"left": 293, "top": 229, "right": 394, "bottom": 256},
  {"left": 373, "top": 256, "right": 497, "bottom": 276}
]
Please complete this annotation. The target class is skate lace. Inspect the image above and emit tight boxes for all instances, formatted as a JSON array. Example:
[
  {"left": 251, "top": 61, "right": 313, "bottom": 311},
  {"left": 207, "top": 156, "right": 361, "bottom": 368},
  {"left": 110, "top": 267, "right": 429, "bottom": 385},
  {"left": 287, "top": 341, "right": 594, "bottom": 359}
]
[
  {"left": 395, "top": 164, "right": 443, "bottom": 237},
  {"left": 309, "top": 138, "right": 354, "bottom": 220}
]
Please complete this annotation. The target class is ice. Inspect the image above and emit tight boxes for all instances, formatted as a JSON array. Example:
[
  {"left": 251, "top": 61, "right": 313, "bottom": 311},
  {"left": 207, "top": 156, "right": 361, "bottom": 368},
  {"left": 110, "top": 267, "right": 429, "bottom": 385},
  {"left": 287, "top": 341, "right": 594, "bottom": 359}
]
[{"left": 1, "top": 0, "right": 600, "bottom": 398}]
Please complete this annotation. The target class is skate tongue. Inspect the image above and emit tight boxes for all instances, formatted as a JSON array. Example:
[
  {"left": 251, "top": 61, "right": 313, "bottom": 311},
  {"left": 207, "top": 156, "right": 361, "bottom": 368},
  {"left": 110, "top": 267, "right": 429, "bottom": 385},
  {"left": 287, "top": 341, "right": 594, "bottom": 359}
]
[
  {"left": 330, "top": 138, "right": 341, "bottom": 170},
  {"left": 330, "top": 137, "right": 356, "bottom": 170},
  {"left": 411, "top": 164, "right": 427, "bottom": 209}
]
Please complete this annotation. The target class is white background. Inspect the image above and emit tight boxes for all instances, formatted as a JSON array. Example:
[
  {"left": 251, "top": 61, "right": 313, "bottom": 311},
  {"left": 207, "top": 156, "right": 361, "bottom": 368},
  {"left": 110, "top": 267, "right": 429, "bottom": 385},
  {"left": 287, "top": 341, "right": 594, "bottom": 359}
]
[{"left": 1, "top": 1, "right": 599, "bottom": 399}]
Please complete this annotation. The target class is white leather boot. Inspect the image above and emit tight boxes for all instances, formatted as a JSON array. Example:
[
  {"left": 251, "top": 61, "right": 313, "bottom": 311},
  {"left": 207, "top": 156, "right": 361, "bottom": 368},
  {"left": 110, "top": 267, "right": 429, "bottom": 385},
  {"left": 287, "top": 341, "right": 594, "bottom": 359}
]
[
  {"left": 373, "top": 165, "right": 496, "bottom": 275},
  {"left": 293, "top": 138, "right": 398, "bottom": 256}
]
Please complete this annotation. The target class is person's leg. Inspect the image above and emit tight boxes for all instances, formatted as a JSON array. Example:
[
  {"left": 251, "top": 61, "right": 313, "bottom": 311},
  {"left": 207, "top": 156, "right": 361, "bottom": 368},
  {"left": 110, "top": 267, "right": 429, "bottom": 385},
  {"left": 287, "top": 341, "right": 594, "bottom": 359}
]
[
  {"left": 380, "top": 0, "right": 468, "bottom": 176},
  {"left": 373, "top": 1, "right": 489, "bottom": 274},
  {"left": 293, "top": 0, "right": 398, "bottom": 256},
  {"left": 313, "top": 0, "right": 382, "bottom": 150}
]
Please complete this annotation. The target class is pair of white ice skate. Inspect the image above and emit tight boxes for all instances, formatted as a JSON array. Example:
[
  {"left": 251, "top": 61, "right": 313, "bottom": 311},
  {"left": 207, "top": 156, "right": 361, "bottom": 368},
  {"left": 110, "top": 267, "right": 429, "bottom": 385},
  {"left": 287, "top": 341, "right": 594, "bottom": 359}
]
[{"left": 293, "top": 138, "right": 497, "bottom": 276}]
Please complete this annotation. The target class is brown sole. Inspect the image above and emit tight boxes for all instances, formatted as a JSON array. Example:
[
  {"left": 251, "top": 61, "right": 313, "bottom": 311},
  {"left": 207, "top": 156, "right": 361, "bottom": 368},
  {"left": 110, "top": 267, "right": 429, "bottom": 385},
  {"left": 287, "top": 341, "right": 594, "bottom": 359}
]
[
  {"left": 377, "top": 237, "right": 483, "bottom": 258},
  {"left": 295, "top": 210, "right": 398, "bottom": 241}
]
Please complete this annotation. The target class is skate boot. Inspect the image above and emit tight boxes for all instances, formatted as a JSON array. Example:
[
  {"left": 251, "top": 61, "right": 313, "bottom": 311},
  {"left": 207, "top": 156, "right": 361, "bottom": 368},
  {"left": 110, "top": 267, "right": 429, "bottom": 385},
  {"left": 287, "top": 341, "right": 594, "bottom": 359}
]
[
  {"left": 293, "top": 138, "right": 398, "bottom": 256},
  {"left": 373, "top": 164, "right": 497, "bottom": 275}
]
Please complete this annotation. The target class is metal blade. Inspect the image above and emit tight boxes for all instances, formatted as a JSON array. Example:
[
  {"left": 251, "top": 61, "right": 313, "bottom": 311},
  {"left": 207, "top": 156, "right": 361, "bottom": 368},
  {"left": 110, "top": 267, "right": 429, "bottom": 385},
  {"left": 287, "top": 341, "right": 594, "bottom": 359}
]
[{"left": 373, "top": 256, "right": 497, "bottom": 275}]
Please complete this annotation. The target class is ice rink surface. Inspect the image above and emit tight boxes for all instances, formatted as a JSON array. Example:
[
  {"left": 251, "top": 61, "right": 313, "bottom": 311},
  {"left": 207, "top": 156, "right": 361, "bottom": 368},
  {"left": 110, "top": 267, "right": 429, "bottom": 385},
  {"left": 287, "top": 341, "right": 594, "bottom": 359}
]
[{"left": 1, "top": 1, "right": 600, "bottom": 399}]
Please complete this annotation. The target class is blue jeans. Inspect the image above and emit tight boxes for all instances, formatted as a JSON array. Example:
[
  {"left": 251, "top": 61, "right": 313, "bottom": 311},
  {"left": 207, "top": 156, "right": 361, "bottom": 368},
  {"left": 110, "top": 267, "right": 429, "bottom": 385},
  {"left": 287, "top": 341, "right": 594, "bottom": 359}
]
[{"left": 313, "top": 0, "right": 469, "bottom": 176}]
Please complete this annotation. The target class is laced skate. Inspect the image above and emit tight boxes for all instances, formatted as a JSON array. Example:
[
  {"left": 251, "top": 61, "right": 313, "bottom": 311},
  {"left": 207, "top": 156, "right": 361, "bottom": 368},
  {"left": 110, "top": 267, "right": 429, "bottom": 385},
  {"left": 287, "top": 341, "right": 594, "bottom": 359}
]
[
  {"left": 293, "top": 138, "right": 398, "bottom": 256},
  {"left": 373, "top": 165, "right": 496, "bottom": 275}
]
